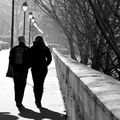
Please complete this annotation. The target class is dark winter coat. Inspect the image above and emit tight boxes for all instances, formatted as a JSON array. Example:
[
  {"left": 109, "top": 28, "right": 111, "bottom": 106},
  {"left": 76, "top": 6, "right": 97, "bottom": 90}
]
[
  {"left": 9, "top": 42, "right": 30, "bottom": 72},
  {"left": 30, "top": 43, "right": 52, "bottom": 70}
]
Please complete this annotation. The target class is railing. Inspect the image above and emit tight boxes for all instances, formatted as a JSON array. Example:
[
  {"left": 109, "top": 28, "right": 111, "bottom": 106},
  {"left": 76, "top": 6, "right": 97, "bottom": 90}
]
[{"left": 0, "top": 41, "right": 9, "bottom": 50}]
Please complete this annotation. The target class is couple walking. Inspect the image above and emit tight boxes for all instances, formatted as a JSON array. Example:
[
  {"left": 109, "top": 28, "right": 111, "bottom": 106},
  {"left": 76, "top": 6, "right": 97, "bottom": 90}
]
[{"left": 9, "top": 35, "right": 52, "bottom": 110}]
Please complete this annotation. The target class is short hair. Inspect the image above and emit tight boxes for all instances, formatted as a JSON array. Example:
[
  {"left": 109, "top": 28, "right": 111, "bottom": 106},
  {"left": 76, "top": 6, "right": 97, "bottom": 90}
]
[{"left": 18, "top": 36, "right": 25, "bottom": 43}]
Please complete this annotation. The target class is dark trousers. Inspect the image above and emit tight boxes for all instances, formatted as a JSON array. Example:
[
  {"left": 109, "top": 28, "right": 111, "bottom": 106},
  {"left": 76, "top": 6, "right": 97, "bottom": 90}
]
[
  {"left": 31, "top": 67, "right": 48, "bottom": 104},
  {"left": 13, "top": 70, "right": 28, "bottom": 105}
]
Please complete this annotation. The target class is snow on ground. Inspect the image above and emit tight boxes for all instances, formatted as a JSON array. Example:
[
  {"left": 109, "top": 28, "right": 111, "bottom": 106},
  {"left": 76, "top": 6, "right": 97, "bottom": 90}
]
[{"left": 0, "top": 49, "right": 66, "bottom": 120}]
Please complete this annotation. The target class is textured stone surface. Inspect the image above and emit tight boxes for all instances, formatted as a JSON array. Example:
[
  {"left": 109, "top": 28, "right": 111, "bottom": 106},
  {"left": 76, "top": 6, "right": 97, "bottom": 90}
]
[{"left": 53, "top": 48, "right": 120, "bottom": 120}]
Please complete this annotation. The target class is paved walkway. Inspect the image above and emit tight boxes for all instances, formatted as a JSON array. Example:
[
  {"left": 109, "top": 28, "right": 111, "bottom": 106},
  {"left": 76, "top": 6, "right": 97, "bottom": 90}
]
[{"left": 0, "top": 49, "right": 66, "bottom": 120}]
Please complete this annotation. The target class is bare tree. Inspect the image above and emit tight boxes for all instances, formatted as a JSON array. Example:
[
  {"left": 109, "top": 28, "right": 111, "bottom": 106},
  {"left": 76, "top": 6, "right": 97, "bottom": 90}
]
[
  {"left": 32, "top": 0, "right": 120, "bottom": 80},
  {"left": 33, "top": 0, "right": 77, "bottom": 60},
  {"left": 87, "top": 0, "right": 120, "bottom": 79}
]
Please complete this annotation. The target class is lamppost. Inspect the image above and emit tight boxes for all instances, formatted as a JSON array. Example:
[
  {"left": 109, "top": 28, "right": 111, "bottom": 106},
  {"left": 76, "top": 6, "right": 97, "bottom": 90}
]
[
  {"left": 31, "top": 16, "right": 35, "bottom": 23},
  {"left": 31, "top": 17, "right": 44, "bottom": 34},
  {"left": 28, "top": 12, "right": 33, "bottom": 47},
  {"left": 6, "top": 0, "right": 15, "bottom": 77},
  {"left": 31, "top": 16, "right": 35, "bottom": 42},
  {"left": 11, "top": 0, "right": 15, "bottom": 48},
  {"left": 22, "top": 1, "right": 28, "bottom": 36}
]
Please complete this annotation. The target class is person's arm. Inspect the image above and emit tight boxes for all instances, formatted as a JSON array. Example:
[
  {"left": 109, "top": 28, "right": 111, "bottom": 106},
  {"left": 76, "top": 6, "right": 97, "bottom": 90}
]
[
  {"left": 9, "top": 48, "right": 15, "bottom": 66},
  {"left": 46, "top": 47, "right": 52, "bottom": 66}
]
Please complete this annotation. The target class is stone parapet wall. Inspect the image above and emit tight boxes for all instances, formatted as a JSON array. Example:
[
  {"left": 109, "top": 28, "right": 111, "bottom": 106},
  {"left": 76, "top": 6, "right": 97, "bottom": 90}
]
[
  {"left": 0, "top": 41, "right": 9, "bottom": 50},
  {"left": 53, "top": 48, "right": 120, "bottom": 120}
]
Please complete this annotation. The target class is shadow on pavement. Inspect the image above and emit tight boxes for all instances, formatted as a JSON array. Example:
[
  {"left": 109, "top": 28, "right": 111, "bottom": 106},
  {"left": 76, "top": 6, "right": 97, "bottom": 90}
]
[
  {"left": 0, "top": 112, "right": 18, "bottom": 120},
  {"left": 18, "top": 107, "right": 66, "bottom": 120}
]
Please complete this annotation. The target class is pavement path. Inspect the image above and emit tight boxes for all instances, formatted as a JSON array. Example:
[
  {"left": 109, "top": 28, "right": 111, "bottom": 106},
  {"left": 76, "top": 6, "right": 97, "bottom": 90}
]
[{"left": 0, "top": 49, "right": 66, "bottom": 120}]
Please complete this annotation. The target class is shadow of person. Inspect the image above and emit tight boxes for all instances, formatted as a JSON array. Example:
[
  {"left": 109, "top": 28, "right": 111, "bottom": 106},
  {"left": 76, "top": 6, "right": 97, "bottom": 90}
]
[
  {"left": 18, "top": 107, "right": 66, "bottom": 120},
  {"left": 40, "top": 107, "right": 66, "bottom": 120},
  {"left": 0, "top": 112, "right": 18, "bottom": 120}
]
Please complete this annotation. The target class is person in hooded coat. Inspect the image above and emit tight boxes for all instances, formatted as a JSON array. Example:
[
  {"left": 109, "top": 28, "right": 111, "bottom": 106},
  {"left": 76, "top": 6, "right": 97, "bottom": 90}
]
[
  {"left": 30, "top": 35, "right": 52, "bottom": 108},
  {"left": 9, "top": 36, "right": 30, "bottom": 109}
]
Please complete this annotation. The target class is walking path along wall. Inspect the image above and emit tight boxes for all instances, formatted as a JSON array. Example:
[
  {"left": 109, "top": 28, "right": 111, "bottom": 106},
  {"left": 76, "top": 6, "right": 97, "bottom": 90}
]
[{"left": 52, "top": 48, "right": 120, "bottom": 120}]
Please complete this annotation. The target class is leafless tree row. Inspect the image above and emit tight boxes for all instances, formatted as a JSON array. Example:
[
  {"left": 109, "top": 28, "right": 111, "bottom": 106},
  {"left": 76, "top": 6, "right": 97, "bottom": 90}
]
[{"left": 33, "top": 0, "right": 120, "bottom": 80}]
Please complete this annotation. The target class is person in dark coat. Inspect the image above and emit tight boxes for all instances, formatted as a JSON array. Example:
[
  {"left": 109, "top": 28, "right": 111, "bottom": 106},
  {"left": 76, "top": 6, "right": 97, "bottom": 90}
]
[
  {"left": 9, "top": 36, "right": 30, "bottom": 109},
  {"left": 30, "top": 35, "right": 52, "bottom": 108}
]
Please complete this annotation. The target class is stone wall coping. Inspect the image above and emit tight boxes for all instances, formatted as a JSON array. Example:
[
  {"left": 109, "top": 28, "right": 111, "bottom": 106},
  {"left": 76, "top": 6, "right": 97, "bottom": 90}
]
[{"left": 53, "top": 48, "right": 120, "bottom": 119}]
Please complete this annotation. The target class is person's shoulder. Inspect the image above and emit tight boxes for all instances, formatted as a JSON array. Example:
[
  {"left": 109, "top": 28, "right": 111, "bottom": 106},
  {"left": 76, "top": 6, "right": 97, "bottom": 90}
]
[
  {"left": 44, "top": 46, "right": 49, "bottom": 50},
  {"left": 26, "top": 46, "right": 30, "bottom": 49},
  {"left": 24, "top": 45, "right": 30, "bottom": 50},
  {"left": 30, "top": 46, "right": 35, "bottom": 50},
  {"left": 12, "top": 45, "right": 18, "bottom": 49},
  {"left": 25, "top": 45, "right": 29, "bottom": 48},
  {"left": 10, "top": 45, "right": 18, "bottom": 51},
  {"left": 45, "top": 46, "right": 51, "bottom": 51},
  {"left": 44, "top": 46, "right": 51, "bottom": 53}
]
